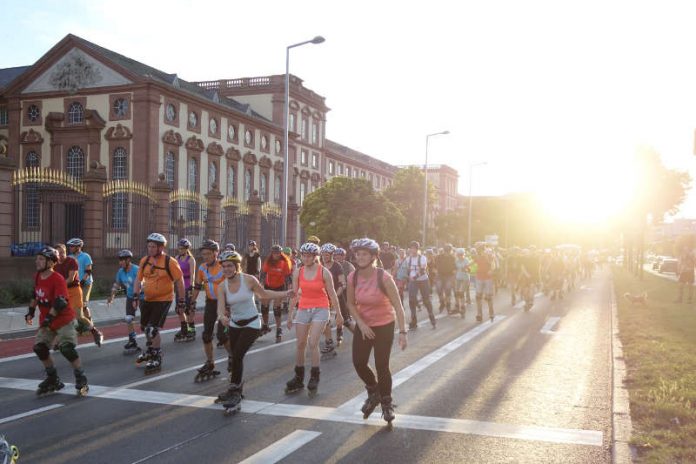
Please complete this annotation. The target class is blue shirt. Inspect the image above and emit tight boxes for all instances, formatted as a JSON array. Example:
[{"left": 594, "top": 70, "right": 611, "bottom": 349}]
[
  {"left": 116, "top": 264, "right": 140, "bottom": 298},
  {"left": 72, "top": 252, "right": 93, "bottom": 285}
]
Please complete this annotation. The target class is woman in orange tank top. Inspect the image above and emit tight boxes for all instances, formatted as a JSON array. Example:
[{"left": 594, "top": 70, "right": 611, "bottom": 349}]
[{"left": 285, "top": 242, "right": 342, "bottom": 396}]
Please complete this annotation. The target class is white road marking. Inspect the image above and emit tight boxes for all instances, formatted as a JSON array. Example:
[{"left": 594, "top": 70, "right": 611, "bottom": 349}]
[
  {"left": 239, "top": 430, "right": 322, "bottom": 464},
  {"left": 540, "top": 317, "right": 561, "bottom": 335},
  {"left": 337, "top": 316, "right": 506, "bottom": 412},
  {"left": 0, "top": 376, "right": 603, "bottom": 446},
  {"left": 0, "top": 403, "right": 64, "bottom": 424}
]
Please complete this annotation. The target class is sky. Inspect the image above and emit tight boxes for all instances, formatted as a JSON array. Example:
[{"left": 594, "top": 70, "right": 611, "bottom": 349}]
[{"left": 3, "top": 0, "right": 696, "bottom": 222}]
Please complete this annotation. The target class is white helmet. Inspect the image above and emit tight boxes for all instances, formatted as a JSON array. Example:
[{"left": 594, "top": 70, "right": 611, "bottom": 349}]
[
  {"left": 320, "top": 243, "right": 337, "bottom": 254},
  {"left": 299, "top": 242, "right": 320, "bottom": 255},
  {"left": 66, "top": 238, "right": 84, "bottom": 247},
  {"left": 350, "top": 238, "right": 380, "bottom": 254},
  {"left": 147, "top": 233, "right": 167, "bottom": 245}
]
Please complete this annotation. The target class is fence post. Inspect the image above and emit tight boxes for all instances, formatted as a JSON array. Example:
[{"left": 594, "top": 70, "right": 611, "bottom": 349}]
[
  {"left": 83, "top": 161, "right": 107, "bottom": 259},
  {"left": 152, "top": 174, "right": 172, "bottom": 242},
  {"left": 248, "top": 190, "right": 263, "bottom": 247},
  {"left": 206, "top": 185, "right": 223, "bottom": 243},
  {"left": 0, "top": 156, "right": 17, "bottom": 257},
  {"left": 288, "top": 197, "right": 299, "bottom": 248}
]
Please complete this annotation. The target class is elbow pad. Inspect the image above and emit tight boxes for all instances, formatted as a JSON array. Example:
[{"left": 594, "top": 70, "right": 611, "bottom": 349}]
[{"left": 54, "top": 296, "right": 69, "bottom": 313}]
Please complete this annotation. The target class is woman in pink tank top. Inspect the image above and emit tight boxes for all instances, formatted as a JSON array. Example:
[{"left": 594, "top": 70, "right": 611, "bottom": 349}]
[
  {"left": 347, "top": 238, "right": 407, "bottom": 425},
  {"left": 285, "top": 242, "right": 342, "bottom": 396}
]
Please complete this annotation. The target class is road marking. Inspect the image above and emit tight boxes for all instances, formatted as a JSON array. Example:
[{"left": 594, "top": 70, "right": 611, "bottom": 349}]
[
  {"left": 0, "top": 376, "right": 602, "bottom": 446},
  {"left": 540, "top": 317, "right": 561, "bottom": 335},
  {"left": 239, "top": 430, "right": 322, "bottom": 464},
  {"left": 337, "top": 316, "right": 506, "bottom": 412},
  {"left": 0, "top": 403, "right": 64, "bottom": 424}
]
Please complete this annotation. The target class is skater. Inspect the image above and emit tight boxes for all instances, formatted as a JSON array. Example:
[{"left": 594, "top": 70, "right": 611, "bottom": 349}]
[
  {"left": 215, "top": 251, "right": 293, "bottom": 413},
  {"left": 285, "top": 243, "right": 342, "bottom": 397},
  {"left": 66, "top": 238, "right": 98, "bottom": 334},
  {"left": 261, "top": 245, "right": 293, "bottom": 343},
  {"left": 347, "top": 238, "right": 407, "bottom": 425},
  {"left": 453, "top": 248, "right": 471, "bottom": 317},
  {"left": 26, "top": 247, "right": 89, "bottom": 396},
  {"left": 132, "top": 233, "right": 186, "bottom": 375},
  {"left": 107, "top": 249, "right": 143, "bottom": 354},
  {"left": 474, "top": 243, "right": 497, "bottom": 322},
  {"left": 175, "top": 239, "right": 196, "bottom": 342},
  {"left": 405, "top": 241, "right": 436, "bottom": 329},
  {"left": 319, "top": 243, "right": 345, "bottom": 358},
  {"left": 191, "top": 240, "right": 227, "bottom": 382}
]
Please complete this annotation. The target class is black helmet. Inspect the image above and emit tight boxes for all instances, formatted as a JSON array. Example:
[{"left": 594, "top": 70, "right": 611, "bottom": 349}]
[
  {"left": 38, "top": 247, "right": 59, "bottom": 262},
  {"left": 118, "top": 249, "right": 134, "bottom": 259},
  {"left": 200, "top": 239, "right": 220, "bottom": 252}
]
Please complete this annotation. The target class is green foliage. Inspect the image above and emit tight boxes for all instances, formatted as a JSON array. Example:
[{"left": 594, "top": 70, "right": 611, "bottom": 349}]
[
  {"left": 383, "top": 167, "right": 436, "bottom": 244},
  {"left": 0, "top": 277, "right": 113, "bottom": 308},
  {"left": 299, "top": 177, "right": 405, "bottom": 245}
]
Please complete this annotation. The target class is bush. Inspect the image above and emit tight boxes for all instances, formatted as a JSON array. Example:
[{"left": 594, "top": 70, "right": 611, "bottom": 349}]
[{"left": 0, "top": 277, "right": 114, "bottom": 308}]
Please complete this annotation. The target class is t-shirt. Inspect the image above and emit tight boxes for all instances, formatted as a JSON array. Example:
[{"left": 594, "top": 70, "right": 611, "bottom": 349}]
[
  {"left": 350, "top": 269, "right": 395, "bottom": 327},
  {"left": 71, "top": 251, "right": 93, "bottom": 285},
  {"left": 197, "top": 261, "right": 225, "bottom": 300},
  {"left": 116, "top": 264, "right": 140, "bottom": 299},
  {"left": 434, "top": 253, "right": 456, "bottom": 277},
  {"left": 327, "top": 261, "right": 344, "bottom": 292},
  {"left": 244, "top": 252, "right": 261, "bottom": 276},
  {"left": 55, "top": 257, "right": 79, "bottom": 286},
  {"left": 379, "top": 250, "right": 397, "bottom": 271},
  {"left": 263, "top": 256, "right": 292, "bottom": 289},
  {"left": 406, "top": 255, "right": 429, "bottom": 282},
  {"left": 340, "top": 260, "right": 355, "bottom": 280},
  {"left": 475, "top": 254, "right": 495, "bottom": 280},
  {"left": 136, "top": 254, "right": 184, "bottom": 302},
  {"left": 455, "top": 258, "right": 470, "bottom": 281},
  {"left": 34, "top": 271, "right": 75, "bottom": 330}
]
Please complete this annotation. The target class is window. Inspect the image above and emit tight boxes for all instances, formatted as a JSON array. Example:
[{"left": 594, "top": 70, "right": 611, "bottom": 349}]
[
  {"left": 337, "top": 163, "right": 343, "bottom": 176},
  {"left": 208, "top": 162, "right": 217, "bottom": 192},
  {"left": 66, "top": 146, "right": 85, "bottom": 178},
  {"left": 361, "top": 170, "right": 366, "bottom": 178},
  {"left": 312, "top": 122, "right": 318, "bottom": 144},
  {"left": 187, "top": 158, "right": 198, "bottom": 192},
  {"left": 25, "top": 151, "right": 40, "bottom": 229},
  {"left": 260, "top": 172, "right": 268, "bottom": 201},
  {"left": 25, "top": 151, "right": 40, "bottom": 168},
  {"left": 68, "top": 102, "right": 84, "bottom": 124},
  {"left": 289, "top": 113, "right": 296, "bottom": 132},
  {"left": 165, "top": 151, "right": 176, "bottom": 188},
  {"left": 27, "top": 104, "right": 40, "bottom": 122},
  {"left": 328, "top": 161, "right": 335, "bottom": 175},
  {"left": 244, "top": 169, "right": 252, "bottom": 201},
  {"left": 274, "top": 174, "right": 281, "bottom": 204},
  {"left": 300, "top": 181, "right": 307, "bottom": 205},
  {"left": 301, "top": 118, "right": 307, "bottom": 141},
  {"left": 227, "top": 166, "right": 236, "bottom": 197},
  {"left": 301, "top": 149, "right": 308, "bottom": 166},
  {"left": 312, "top": 153, "right": 318, "bottom": 169},
  {"left": 113, "top": 98, "right": 128, "bottom": 117},
  {"left": 112, "top": 147, "right": 128, "bottom": 180},
  {"left": 346, "top": 166, "right": 352, "bottom": 177},
  {"left": 0, "top": 106, "right": 8, "bottom": 126},
  {"left": 112, "top": 147, "right": 128, "bottom": 229}
]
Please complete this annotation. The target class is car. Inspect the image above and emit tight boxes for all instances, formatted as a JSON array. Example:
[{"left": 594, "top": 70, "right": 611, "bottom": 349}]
[{"left": 659, "top": 258, "right": 678, "bottom": 274}]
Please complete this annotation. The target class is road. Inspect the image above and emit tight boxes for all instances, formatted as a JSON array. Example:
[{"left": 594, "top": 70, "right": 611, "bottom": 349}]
[{"left": 0, "top": 270, "right": 614, "bottom": 463}]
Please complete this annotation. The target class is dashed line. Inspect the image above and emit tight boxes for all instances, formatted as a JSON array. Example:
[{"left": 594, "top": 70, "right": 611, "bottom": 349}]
[
  {"left": 540, "top": 317, "right": 561, "bottom": 335},
  {"left": 239, "top": 430, "right": 322, "bottom": 464}
]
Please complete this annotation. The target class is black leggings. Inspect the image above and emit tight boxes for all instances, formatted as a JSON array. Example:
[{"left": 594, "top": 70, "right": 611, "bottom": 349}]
[
  {"left": 227, "top": 326, "right": 260, "bottom": 385},
  {"left": 352, "top": 321, "right": 395, "bottom": 398}
]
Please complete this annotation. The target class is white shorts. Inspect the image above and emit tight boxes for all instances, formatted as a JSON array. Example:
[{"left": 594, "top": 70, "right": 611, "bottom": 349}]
[
  {"left": 294, "top": 307, "right": 330, "bottom": 324},
  {"left": 475, "top": 279, "right": 494, "bottom": 297}
]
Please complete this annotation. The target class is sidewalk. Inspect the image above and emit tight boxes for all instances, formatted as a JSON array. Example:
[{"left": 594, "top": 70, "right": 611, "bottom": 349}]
[{"left": 0, "top": 292, "right": 207, "bottom": 339}]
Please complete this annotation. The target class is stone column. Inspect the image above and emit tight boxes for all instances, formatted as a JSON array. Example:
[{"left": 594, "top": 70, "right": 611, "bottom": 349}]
[
  {"left": 287, "top": 197, "right": 299, "bottom": 248},
  {"left": 247, "top": 190, "right": 263, "bottom": 246},
  {"left": 0, "top": 156, "right": 17, "bottom": 257},
  {"left": 83, "top": 161, "right": 108, "bottom": 258},
  {"left": 205, "top": 185, "right": 223, "bottom": 243},
  {"left": 152, "top": 174, "right": 172, "bottom": 241}
]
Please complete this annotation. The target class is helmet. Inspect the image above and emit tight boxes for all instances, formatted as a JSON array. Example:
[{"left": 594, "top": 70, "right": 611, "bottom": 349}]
[
  {"left": 409, "top": 241, "right": 420, "bottom": 249},
  {"left": 219, "top": 251, "right": 242, "bottom": 264},
  {"left": 382, "top": 241, "right": 390, "bottom": 247},
  {"left": 299, "top": 242, "right": 320, "bottom": 255},
  {"left": 444, "top": 244, "right": 453, "bottom": 253},
  {"left": 271, "top": 244, "right": 283, "bottom": 253},
  {"left": 200, "top": 239, "right": 220, "bottom": 252},
  {"left": 224, "top": 243, "right": 236, "bottom": 252},
  {"left": 177, "top": 238, "right": 192, "bottom": 248},
  {"left": 248, "top": 240, "right": 257, "bottom": 247},
  {"left": 307, "top": 235, "right": 320, "bottom": 244},
  {"left": 147, "top": 233, "right": 167, "bottom": 245},
  {"left": 38, "top": 246, "right": 59, "bottom": 262},
  {"left": 282, "top": 246, "right": 292, "bottom": 254},
  {"left": 455, "top": 248, "right": 466, "bottom": 256},
  {"left": 118, "top": 249, "right": 133, "bottom": 259},
  {"left": 320, "top": 243, "right": 337, "bottom": 254},
  {"left": 66, "top": 238, "right": 84, "bottom": 247},
  {"left": 335, "top": 247, "right": 346, "bottom": 256},
  {"left": 350, "top": 238, "right": 380, "bottom": 254}
]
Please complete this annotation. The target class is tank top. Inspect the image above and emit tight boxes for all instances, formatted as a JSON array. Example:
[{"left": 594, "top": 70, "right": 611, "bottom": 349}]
[
  {"left": 177, "top": 255, "right": 192, "bottom": 289},
  {"left": 298, "top": 265, "right": 330, "bottom": 309},
  {"left": 350, "top": 269, "right": 394, "bottom": 327},
  {"left": 224, "top": 275, "right": 261, "bottom": 330}
]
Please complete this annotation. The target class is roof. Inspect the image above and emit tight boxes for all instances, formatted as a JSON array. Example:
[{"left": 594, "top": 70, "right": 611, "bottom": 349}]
[
  {"left": 0, "top": 65, "right": 31, "bottom": 90},
  {"left": 325, "top": 139, "right": 398, "bottom": 174}
]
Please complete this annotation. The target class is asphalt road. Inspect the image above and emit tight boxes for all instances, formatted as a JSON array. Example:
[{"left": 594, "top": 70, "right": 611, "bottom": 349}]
[{"left": 0, "top": 269, "right": 613, "bottom": 464}]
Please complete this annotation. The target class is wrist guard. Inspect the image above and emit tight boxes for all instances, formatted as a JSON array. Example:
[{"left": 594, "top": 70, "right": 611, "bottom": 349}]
[{"left": 25, "top": 306, "right": 36, "bottom": 322}]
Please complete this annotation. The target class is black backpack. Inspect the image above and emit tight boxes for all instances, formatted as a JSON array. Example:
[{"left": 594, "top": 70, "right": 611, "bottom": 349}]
[
  {"left": 352, "top": 268, "right": 388, "bottom": 297},
  {"left": 142, "top": 255, "right": 175, "bottom": 281}
]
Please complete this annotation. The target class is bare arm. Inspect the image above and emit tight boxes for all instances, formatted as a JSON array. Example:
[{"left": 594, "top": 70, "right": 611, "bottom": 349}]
[
  {"left": 216, "top": 281, "right": 229, "bottom": 325},
  {"left": 249, "top": 274, "right": 293, "bottom": 300},
  {"left": 323, "top": 268, "right": 343, "bottom": 324}
]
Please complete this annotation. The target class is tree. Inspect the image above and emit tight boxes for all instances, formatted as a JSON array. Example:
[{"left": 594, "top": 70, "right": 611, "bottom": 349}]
[
  {"left": 383, "top": 167, "right": 436, "bottom": 245},
  {"left": 299, "top": 177, "right": 405, "bottom": 245}
]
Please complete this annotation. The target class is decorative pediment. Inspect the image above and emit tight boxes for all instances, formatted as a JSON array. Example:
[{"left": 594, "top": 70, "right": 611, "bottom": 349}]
[
  {"left": 312, "top": 110, "right": 323, "bottom": 120},
  {"left": 206, "top": 142, "right": 224, "bottom": 157},
  {"left": 258, "top": 155, "right": 272, "bottom": 169},
  {"left": 44, "top": 110, "right": 105, "bottom": 131},
  {"left": 185, "top": 135, "right": 205, "bottom": 152},
  {"left": 300, "top": 169, "right": 310, "bottom": 180},
  {"left": 162, "top": 129, "right": 183, "bottom": 146},
  {"left": 310, "top": 172, "right": 321, "bottom": 182},
  {"left": 289, "top": 101, "right": 300, "bottom": 111},
  {"left": 273, "top": 160, "right": 284, "bottom": 173},
  {"left": 242, "top": 151, "right": 257, "bottom": 166},
  {"left": 23, "top": 47, "right": 133, "bottom": 94},
  {"left": 104, "top": 123, "right": 133, "bottom": 141},
  {"left": 20, "top": 129, "right": 44, "bottom": 144},
  {"left": 301, "top": 106, "right": 311, "bottom": 116},
  {"left": 225, "top": 147, "right": 241, "bottom": 161}
]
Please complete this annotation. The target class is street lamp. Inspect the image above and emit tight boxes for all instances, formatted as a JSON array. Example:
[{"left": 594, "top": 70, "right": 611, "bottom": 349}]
[
  {"left": 467, "top": 161, "right": 487, "bottom": 247},
  {"left": 281, "top": 35, "right": 325, "bottom": 247},
  {"left": 422, "top": 131, "right": 449, "bottom": 247}
]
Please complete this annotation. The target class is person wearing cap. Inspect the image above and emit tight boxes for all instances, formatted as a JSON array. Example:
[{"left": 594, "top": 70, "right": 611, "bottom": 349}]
[
  {"left": 175, "top": 238, "right": 197, "bottom": 342},
  {"left": 242, "top": 240, "right": 261, "bottom": 280},
  {"left": 261, "top": 244, "right": 293, "bottom": 342},
  {"left": 107, "top": 249, "right": 142, "bottom": 353}
]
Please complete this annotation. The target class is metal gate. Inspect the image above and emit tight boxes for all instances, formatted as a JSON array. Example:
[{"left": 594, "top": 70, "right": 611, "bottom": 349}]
[
  {"left": 11, "top": 168, "right": 86, "bottom": 255},
  {"left": 260, "top": 203, "right": 281, "bottom": 254},
  {"left": 222, "top": 197, "right": 249, "bottom": 250},
  {"left": 169, "top": 189, "right": 208, "bottom": 251},
  {"left": 103, "top": 180, "right": 157, "bottom": 257}
]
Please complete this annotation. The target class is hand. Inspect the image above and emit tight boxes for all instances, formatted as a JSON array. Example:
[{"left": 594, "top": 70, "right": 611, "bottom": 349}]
[
  {"left": 41, "top": 314, "right": 54, "bottom": 328},
  {"left": 336, "top": 314, "right": 344, "bottom": 327},
  {"left": 357, "top": 319, "right": 375, "bottom": 340},
  {"left": 219, "top": 315, "right": 230, "bottom": 327},
  {"left": 107, "top": 296, "right": 114, "bottom": 306},
  {"left": 286, "top": 289, "right": 295, "bottom": 298},
  {"left": 398, "top": 332, "right": 408, "bottom": 350},
  {"left": 25, "top": 306, "right": 36, "bottom": 325}
]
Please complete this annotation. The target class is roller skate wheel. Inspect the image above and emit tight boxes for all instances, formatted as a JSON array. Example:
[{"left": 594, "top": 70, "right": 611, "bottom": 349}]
[
  {"left": 223, "top": 405, "right": 240, "bottom": 416},
  {"left": 77, "top": 386, "right": 89, "bottom": 396}
]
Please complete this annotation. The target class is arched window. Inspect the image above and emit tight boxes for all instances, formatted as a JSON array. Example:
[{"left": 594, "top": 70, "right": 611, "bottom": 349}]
[
  {"left": 260, "top": 172, "right": 268, "bottom": 202},
  {"left": 25, "top": 151, "right": 40, "bottom": 168},
  {"left": 227, "top": 166, "right": 236, "bottom": 198},
  {"left": 113, "top": 147, "right": 127, "bottom": 180},
  {"left": 244, "top": 169, "right": 252, "bottom": 201},
  {"left": 208, "top": 162, "right": 217, "bottom": 192},
  {"left": 274, "top": 174, "right": 281, "bottom": 204},
  {"left": 165, "top": 151, "right": 176, "bottom": 188},
  {"left": 112, "top": 147, "right": 128, "bottom": 229},
  {"left": 66, "top": 146, "right": 85, "bottom": 178},
  {"left": 188, "top": 158, "right": 198, "bottom": 192},
  {"left": 24, "top": 151, "right": 40, "bottom": 228},
  {"left": 68, "top": 102, "right": 84, "bottom": 124},
  {"left": 300, "top": 181, "right": 307, "bottom": 205}
]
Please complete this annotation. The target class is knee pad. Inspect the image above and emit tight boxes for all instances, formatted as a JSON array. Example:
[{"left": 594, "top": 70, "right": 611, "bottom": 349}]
[
  {"left": 33, "top": 342, "right": 50, "bottom": 360},
  {"left": 273, "top": 306, "right": 282, "bottom": 318},
  {"left": 59, "top": 342, "right": 79, "bottom": 362},
  {"left": 145, "top": 325, "right": 158, "bottom": 339},
  {"left": 125, "top": 314, "right": 134, "bottom": 325}
]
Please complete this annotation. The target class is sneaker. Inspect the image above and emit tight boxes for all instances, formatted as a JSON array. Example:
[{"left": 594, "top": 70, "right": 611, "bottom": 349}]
[{"left": 91, "top": 328, "right": 104, "bottom": 347}]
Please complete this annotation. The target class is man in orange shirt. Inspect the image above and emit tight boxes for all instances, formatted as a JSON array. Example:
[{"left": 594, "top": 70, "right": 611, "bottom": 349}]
[
  {"left": 191, "top": 239, "right": 227, "bottom": 381},
  {"left": 261, "top": 244, "right": 293, "bottom": 343},
  {"left": 132, "top": 233, "right": 185, "bottom": 375}
]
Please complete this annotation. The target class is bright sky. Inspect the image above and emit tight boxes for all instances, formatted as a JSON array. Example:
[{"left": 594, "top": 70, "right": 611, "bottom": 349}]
[{"left": 3, "top": 0, "right": 696, "bottom": 222}]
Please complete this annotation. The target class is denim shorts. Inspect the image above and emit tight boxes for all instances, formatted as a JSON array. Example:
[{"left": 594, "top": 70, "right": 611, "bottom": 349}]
[
  {"left": 475, "top": 279, "right": 494, "bottom": 296},
  {"left": 294, "top": 307, "right": 330, "bottom": 324}
]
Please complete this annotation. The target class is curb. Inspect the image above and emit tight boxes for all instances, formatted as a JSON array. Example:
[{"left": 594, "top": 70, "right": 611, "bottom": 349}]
[{"left": 610, "top": 280, "right": 635, "bottom": 463}]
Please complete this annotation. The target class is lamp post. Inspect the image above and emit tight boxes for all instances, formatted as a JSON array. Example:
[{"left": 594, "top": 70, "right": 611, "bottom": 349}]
[
  {"left": 467, "top": 161, "right": 487, "bottom": 247},
  {"left": 281, "top": 36, "right": 325, "bottom": 247},
  {"left": 422, "top": 131, "right": 449, "bottom": 247}
]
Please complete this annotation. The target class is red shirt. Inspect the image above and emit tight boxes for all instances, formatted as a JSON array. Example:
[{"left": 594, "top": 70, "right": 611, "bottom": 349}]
[
  {"left": 263, "top": 256, "right": 292, "bottom": 288},
  {"left": 54, "top": 257, "right": 79, "bottom": 285},
  {"left": 475, "top": 255, "right": 494, "bottom": 280},
  {"left": 34, "top": 271, "right": 76, "bottom": 330}
]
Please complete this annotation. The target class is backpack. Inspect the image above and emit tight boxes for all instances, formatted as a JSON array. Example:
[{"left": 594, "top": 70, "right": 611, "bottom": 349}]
[
  {"left": 408, "top": 255, "right": 427, "bottom": 279},
  {"left": 352, "top": 268, "right": 388, "bottom": 297},
  {"left": 142, "top": 255, "right": 174, "bottom": 282}
]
